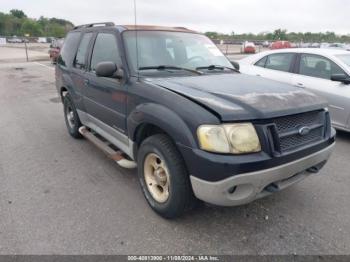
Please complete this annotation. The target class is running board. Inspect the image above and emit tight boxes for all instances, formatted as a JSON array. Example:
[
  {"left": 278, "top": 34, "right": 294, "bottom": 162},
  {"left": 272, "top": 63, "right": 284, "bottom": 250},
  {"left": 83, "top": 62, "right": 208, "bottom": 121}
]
[{"left": 79, "top": 126, "right": 137, "bottom": 169}]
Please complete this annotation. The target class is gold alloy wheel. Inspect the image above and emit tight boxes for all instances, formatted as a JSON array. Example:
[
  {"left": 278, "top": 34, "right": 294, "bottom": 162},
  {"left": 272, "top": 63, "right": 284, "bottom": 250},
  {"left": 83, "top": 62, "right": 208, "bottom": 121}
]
[{"left": 143, "top": 153, "right": 170, "bottom": 203}]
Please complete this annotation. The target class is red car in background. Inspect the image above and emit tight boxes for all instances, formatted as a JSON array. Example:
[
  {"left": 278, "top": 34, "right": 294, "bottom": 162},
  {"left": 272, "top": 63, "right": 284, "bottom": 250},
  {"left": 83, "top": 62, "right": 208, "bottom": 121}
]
[
  {"left": 241, "top": 41, "right": 256, "bottom": 54},
  {"left": 270, "top": 40, "right": 292, "bottom": 49},
  {"left": 49, "top": 38, "right": 64, "bottom": 63}
]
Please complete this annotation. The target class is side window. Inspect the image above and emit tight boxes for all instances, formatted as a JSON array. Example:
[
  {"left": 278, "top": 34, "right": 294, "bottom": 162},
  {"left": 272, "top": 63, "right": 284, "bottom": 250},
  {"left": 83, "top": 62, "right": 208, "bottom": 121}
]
[
  {"left": 265, "top": 53, "right": 294, "bottom": 72},
  {"left": 255, "top": 56, "right": 267, "bottom": 67},
  {"left": 58, "top": 32, "right": 80, "bottom": 66},
  {"left": 299, "top": 54, "right": 346, "bottom": 80},
  {"left": 90, "top": 33, "right": 121, "bottom": 71},
  {"left": 74, "top": 33, "right": 93, "bottom": 70}
]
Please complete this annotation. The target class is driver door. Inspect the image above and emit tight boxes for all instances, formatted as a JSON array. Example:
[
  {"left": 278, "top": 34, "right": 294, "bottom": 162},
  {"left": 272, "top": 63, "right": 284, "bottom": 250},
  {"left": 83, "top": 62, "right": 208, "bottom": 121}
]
[
  {"left": 291, "top": 53, "right": 350, "bottom": 129},
  {"left": 84, "top": 31, "right": 127, "bottom": 136}
]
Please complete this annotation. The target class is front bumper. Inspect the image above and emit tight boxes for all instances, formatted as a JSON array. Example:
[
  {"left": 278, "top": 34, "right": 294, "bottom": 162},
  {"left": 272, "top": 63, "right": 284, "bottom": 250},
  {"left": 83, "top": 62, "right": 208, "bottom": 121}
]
[{"left": 190, "top": 143, "right": 334, "bottom": 206}]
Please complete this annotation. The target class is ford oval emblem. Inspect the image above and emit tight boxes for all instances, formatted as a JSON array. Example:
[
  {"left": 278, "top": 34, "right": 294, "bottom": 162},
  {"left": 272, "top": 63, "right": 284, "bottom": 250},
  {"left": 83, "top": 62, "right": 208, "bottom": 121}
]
[{"left": 299, "top": 126, "right": 311, "bottom": 136}]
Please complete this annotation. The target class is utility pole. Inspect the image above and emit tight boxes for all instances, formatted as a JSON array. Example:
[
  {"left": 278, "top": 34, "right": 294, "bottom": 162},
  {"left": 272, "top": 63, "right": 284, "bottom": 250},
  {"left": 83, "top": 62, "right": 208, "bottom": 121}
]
[
  {"left": 24, "top": 33, "right": 29, "bottom": 62},
  {"left": 24, "top": 41, "right": 29, "bottom": 62}
]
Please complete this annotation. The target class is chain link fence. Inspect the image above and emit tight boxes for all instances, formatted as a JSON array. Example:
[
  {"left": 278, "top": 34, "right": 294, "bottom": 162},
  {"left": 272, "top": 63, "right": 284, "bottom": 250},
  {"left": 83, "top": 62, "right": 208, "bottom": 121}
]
[
  {"left": 1, "top": 35, "right": 349, "bottom": 63},
  {"left": 213, "top": 38, "right": 350, "bottom": 57},
  {"left": 212, "top": 39, "right": 274, "bottom": 56},
  {"left": 0, "top": 36, "right": 57, "bottom": 63}
]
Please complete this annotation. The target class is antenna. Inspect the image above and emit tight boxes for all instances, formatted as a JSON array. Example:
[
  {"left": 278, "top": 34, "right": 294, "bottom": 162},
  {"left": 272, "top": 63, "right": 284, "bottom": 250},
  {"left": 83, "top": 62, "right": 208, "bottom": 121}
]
[{"left": 134, "top": 0, "right": 140, "bottom": 80}]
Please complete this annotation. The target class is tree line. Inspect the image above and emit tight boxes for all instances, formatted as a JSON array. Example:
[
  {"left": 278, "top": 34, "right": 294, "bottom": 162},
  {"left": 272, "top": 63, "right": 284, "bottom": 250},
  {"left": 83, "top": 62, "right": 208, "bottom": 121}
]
[
  {"left": 2, "top": 10, "right": 349, "bottom": 43},
  {"left": 0, "top": 9, "right": 74, "bottom": 38},
  {"left": 205, "top": 29, "right": 350, "bottom": 43}
]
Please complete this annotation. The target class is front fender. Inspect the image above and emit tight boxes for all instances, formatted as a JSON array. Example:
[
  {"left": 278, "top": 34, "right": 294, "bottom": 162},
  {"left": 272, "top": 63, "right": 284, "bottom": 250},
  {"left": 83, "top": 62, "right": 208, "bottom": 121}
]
[{"left": 127, "top": 103, "right": 197, "bottom": 148}]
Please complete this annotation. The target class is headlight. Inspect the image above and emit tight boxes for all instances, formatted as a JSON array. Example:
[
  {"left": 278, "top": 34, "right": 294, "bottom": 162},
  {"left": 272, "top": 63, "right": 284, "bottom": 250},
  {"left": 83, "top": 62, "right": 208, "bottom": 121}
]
[
  {"left": 197, "top": 123, "right": 261, "bottom": 154},
  {"left": 197, "top": 125, "right": 230, "bottom": 153},
  {"left": 223, "top": 123, "right": 261, "bottom": 153}
]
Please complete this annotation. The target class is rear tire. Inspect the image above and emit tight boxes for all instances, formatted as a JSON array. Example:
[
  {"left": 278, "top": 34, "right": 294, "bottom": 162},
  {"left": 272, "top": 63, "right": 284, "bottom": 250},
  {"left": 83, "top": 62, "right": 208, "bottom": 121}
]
[
  {"left": 137, "top": 134, "right": 197, "bottom": 219},
  {"left": 63, "top": 93, "right": 82, "bottom": 139}
]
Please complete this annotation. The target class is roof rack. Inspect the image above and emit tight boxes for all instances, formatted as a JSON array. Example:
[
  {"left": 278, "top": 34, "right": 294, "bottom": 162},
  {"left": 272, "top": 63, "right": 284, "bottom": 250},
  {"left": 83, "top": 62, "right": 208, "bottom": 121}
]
[{"left": 73, "top": 22, "right": 115, "bottom": 30}]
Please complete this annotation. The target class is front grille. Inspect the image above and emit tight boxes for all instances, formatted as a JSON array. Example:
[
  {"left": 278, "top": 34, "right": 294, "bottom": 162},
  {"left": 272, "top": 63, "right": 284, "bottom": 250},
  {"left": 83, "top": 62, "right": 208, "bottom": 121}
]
[
  {"left": 270, "top": 110, "right": 326, "bottom": 153},
  {"left": 274, "top": 110, "right": 322, "bottom": 133}
]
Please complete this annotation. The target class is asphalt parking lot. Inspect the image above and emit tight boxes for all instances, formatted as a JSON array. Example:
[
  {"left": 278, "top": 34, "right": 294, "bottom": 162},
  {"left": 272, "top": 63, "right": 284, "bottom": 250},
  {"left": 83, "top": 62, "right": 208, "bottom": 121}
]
[{"left": 0, "top": 56, "right": 350, "bottom": 255}]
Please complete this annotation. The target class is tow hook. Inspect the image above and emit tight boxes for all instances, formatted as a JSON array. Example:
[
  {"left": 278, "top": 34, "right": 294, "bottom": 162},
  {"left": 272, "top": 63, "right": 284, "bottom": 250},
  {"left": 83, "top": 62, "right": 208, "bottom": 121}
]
[
  {"left": 265, "top": 183, "right": 279, "bottom": 193},
  {"left": 306, "top": 160, "right": 327, "bottom": 173},
  {"left": 307, "top": 166, "right": 320, "bottom": 173}
]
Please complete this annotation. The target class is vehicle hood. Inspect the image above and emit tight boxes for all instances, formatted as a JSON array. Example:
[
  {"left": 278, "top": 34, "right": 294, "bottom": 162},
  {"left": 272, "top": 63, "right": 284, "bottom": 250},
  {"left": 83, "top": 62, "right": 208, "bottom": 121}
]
[{"left": 147, "top": 73, "right": 327, "bottom": 121}]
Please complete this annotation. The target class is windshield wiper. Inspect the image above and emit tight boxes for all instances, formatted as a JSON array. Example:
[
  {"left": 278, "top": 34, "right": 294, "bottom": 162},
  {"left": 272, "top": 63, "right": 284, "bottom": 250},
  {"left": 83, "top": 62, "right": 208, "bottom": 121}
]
[
  {"left": 196, "top": 65, "right": 239, "bottom": 73},
  {"left": 138, "top": 65, "right": 202, "bottom": 75}
]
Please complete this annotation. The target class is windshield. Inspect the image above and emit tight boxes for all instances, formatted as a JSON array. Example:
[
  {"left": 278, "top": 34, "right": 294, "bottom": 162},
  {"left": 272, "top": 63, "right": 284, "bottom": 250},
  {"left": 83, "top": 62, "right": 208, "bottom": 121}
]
[
  {"left": 336, "top": 54, "right": 350, "bottom": 67},
  {"left": 123, "top": 31, "right": 232, "bottom": 73}
]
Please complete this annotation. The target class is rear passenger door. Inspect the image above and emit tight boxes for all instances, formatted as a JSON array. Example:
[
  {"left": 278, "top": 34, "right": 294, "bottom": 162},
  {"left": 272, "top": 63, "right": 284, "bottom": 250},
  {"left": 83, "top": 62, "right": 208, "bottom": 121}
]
[
  {"left": 253, "top": 53, "right": 296, "bottom": 85},
  {"left": 84, "top": 31, "right": 128, "bottom": 136}
]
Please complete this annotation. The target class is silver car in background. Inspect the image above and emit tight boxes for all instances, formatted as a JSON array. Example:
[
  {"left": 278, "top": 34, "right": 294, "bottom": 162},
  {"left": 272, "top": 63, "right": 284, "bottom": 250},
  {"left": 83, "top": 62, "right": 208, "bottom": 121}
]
[{"left": 239, "top": 48, "right": 350, "bottom": 132}]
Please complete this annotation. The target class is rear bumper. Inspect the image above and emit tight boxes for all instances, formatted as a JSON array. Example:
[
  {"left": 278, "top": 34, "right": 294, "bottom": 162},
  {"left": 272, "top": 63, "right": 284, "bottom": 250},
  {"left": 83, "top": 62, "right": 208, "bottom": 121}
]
[
  {"left": 244, "top": 47, "right": 256, "bottom": 53},
  {"left": 190, "top": 143, "right": 334, "bottom": 206}
]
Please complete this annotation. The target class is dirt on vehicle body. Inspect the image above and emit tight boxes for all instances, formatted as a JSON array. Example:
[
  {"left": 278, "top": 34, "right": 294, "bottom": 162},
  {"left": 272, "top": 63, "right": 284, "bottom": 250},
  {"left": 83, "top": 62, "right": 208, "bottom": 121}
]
[{"left": 55, "top": 22, "right": 335, "bottom": 218}]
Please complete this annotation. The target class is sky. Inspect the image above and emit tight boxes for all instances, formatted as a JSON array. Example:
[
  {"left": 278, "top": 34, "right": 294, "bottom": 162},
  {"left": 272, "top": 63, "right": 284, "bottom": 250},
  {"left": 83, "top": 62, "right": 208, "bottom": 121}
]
[{"left": 1, "top": 0, "right": 350, "bottom": 35}]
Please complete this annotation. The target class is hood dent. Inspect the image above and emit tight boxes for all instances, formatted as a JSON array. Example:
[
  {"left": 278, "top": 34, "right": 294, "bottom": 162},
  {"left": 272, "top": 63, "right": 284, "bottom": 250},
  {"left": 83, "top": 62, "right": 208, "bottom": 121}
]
[
  {"left": 147, "top": 74, "right": 326, "bottom": 121},
  {"left": 223, "top": 89, "right": 320, "bottom": 112}
]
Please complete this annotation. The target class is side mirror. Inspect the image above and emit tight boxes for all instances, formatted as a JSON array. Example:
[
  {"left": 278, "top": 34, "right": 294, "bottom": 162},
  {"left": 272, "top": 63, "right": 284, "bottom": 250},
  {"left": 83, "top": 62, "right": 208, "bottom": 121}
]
[
  {"left": 95, "top": 61, "right": 118, "bottom": 78},
  {"left": 230, "top": 60, "right": 240, "bottom": 71},
  {"left": 331, "top": 74, "right": 350, "bottom": 84},
  {"left": 49, "top": 44, "right": 53, "bottom": 48}
]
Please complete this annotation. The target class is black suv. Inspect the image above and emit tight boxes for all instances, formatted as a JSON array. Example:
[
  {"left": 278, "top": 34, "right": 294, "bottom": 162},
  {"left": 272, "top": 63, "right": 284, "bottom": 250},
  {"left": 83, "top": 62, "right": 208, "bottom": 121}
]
[{"left": 56, "top": 22, "right": 335, "bottom": 218}]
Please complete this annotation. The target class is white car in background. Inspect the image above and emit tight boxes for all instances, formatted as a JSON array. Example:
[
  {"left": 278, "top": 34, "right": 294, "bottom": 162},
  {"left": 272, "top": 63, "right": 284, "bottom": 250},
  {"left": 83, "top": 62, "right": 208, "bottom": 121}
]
[
  {"left": 239, "top": 48, "right": 350, "bottom": 131},
  {"left": 326, "top": 43, "right": 346, "bottom": 50},
  {"left": 7, "top": 37, "right": 23, "bottom": 43},
  {"left": 37, "top": 37, "right": 47, "bottom": 43},
  {"left": 320, "top": 43, "right": 330, "bottom": 49}
]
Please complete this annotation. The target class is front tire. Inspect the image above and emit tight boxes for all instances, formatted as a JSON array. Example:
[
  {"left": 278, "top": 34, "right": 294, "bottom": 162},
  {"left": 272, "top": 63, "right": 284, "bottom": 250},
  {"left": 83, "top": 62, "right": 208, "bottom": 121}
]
[
  {"left": 137, "top": 134, "right": 196, "bottom": 219},
  {"left": 63, "top": 93, "right": 82, "bottom": 139}
]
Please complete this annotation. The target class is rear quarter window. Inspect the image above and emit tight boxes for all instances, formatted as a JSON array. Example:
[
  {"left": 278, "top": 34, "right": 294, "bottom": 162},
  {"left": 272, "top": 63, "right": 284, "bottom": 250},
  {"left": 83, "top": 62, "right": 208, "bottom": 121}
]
[
  {"left": 58, "top": 32, "right": 81, "bottom": 67},
  {"left": 74, "top": 33, "right": 93, "bottom": 70},
  {"left": 255, "top": 56, "right": 267, "bottom": 67},
  {"left": 265, "top": 53, "right": 294, "bottom": 72}
]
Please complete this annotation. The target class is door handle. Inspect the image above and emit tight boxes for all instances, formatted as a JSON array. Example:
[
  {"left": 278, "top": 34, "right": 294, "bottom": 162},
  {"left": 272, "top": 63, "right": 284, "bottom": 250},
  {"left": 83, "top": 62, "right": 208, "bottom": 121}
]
[
  {"left": 256, "top": 74, "right": 261, "bottom": 77},
  {"left": 296, "top": 83, "right": 304, "bottom": 88}
]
